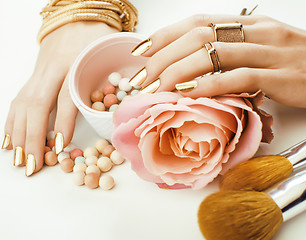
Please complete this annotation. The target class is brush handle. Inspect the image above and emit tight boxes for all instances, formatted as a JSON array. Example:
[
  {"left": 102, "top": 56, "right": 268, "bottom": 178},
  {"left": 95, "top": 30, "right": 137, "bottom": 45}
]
[
  {"left": 279, "top": 139, "right": 306, "bottom": 166},
  {"left": 265, "top": 166, "right": 306, "bottom": 222}
]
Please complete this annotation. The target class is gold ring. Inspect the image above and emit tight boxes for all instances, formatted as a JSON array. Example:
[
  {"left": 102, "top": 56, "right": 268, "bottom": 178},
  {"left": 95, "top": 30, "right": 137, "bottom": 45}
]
[
  {"left": 204, "top": 42, "right": 220, "bottom": 73},
  {"left": 209, "top": 23, "right": 245, "bottom": 42}
]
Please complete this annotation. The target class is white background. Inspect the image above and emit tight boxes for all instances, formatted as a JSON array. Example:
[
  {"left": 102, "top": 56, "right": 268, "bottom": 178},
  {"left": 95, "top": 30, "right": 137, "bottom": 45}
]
[{"left": 0, "top": 0, "right": 306, "bottom": 239}]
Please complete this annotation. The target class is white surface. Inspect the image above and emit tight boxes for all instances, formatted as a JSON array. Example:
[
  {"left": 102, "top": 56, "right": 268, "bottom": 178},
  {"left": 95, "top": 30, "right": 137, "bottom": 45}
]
[{"left": 0, "top": 1, "right": 306, "bottom": 240}]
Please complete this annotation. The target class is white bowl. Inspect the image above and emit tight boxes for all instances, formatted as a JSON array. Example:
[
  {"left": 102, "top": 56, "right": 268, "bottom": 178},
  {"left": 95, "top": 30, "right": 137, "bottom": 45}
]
[{"left": 69, "top": 32, "right": 148, "bottom": 141}]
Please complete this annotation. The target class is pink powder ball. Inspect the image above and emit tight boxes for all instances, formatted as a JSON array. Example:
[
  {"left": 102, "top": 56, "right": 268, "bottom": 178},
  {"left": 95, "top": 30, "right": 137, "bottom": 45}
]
[
  {"left": 103, "top": 94, "right": 118, "bottom": 108},
  {"left": 70, "top": 148, "right": 84, "bottom": 160},
  {"left": 102, "top": 83, "right": 116, "bottom": 95}
]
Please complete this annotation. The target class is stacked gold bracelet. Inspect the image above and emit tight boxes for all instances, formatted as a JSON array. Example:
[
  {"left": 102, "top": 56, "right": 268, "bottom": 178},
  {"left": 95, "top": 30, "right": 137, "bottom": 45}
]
[{"left": 37, "top": 0, "right": 138, "bottom": 44}]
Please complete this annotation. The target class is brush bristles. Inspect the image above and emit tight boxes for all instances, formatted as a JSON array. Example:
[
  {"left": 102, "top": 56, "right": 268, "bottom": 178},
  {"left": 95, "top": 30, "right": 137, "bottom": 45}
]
[
  {"left": 198, "top": 190, "right": 283, "bottom": 240},
  {"left": 219, "top": 155, "right": 293, "bottom": 191}
]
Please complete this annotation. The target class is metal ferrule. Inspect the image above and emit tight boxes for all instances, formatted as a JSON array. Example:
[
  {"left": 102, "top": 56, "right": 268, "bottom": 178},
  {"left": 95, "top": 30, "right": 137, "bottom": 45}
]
[
  {"left": 279, "top": 139, "right": 306, "bottom": 167},
  {"left": 264, "top": 166, "right": 306, "bottom": 222}
]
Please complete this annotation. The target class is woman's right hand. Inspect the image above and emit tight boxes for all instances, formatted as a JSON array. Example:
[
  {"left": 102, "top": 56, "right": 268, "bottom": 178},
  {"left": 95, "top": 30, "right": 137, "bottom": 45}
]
[{"left": 3, "top": 21, "right": 118, "bottom": 176}]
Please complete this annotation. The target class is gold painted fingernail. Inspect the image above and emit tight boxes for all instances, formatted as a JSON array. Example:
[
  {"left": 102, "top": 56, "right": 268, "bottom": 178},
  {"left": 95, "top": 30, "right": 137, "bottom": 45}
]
[
  {"left": 140, "top": 78, "right": 161, "bottom": 94},
  {"left": 2, "top": 134, "right": 10, "bottom": 149},
  {"left": 131, "top": 39, "right": 152, "bottom": 56},
  {"left": 14, "top": 147, "right": 24, "bottom": 166},
  {"left": 129, "top": 67, "right": 147, "bottom": 87},
  {"left": 26, "top": 154, "right": 36, "bottom": 177},
  {"left": 175, "top": 80, "right": 198, "bottom": 92},
  {"left": 55, "top": 132, "right": 64, "bottom": 154}
]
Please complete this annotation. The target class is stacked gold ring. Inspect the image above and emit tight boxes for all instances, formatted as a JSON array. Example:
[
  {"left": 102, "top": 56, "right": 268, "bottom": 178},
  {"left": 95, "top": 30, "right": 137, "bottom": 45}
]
[
  {"left": 209, "top": 23, "right": 245, "bottom": 42},
  {"left": 204, "top": 42, "right": 221, "bottom": 73}
]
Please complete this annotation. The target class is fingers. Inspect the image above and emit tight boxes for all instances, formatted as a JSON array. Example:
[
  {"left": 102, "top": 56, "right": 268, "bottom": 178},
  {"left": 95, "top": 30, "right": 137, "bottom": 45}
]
[
  {"left": 11, "top": 106, "right": 27, "bottom": 167},
  {"left": 175, "top": 68, "right": 306, "bottom": 108},
  {"left": 54, "top": 77, "right": 78, "bottom": 154},
  {"left": 176, "top": 68, "right": 262, "bottom": 98},
  {"left": 136, "top": 14, "right": 259, "bottom": 57},
  {"left": 25, "top": 104, "right": 49, "bottom": 175},
  {"left": 2, "top": 103, "right": 15, "bottom": 150},
  {"left": 138, "top": 42, "right": 281, "bottom": 93}
]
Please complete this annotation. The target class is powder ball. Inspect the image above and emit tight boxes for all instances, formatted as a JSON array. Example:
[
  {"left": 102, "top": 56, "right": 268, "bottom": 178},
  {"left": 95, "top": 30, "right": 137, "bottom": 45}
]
[{"left": 85, "top": 173, "right": 99, "bottom": 189}]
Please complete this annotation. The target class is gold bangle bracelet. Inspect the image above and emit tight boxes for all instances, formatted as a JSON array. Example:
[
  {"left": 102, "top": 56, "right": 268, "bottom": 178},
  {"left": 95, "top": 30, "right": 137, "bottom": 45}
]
[
  {"left": 42, "top": 1, "right": 122, "bottom": 20},
  {"left": 37, "top": 12, "right": 122, "bottom": 43},
  {"left": 41, "top": 8, "right": 121, "bottom": 28},
  {"left": 38, "top": 0, "right": 138, "bottom": 43}
]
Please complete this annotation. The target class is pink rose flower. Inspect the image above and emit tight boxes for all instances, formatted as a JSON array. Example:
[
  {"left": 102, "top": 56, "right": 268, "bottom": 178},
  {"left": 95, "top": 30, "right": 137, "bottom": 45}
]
[{"left": 112, "top": 92, "right": 273, "bottom": 190}]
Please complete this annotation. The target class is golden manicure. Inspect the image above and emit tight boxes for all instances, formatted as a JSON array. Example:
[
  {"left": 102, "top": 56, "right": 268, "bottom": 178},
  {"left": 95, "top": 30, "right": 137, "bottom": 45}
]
[
  {"left": 129, "top": 67, "right": 147, "bottom": 87},
  {"left": 14, "top": 147, "right": 24, "bottom": 166},
  {"left": 26, "top": 154, "right": 36, "bottom": 177},
  {"left": 175, "top": 80, "right": 198, "bottom": 92},
  {"left": 54, "top": 132, "right": 64, "bottom": 154},
  {"left": 131, "top": 38, "right": 152, "bottom": 56},
  {"left": 1, "top": 134, "right": 10, "bottom": 149},
  {"left": 140, "top": 78, "right": 161, "bottom": 94}
]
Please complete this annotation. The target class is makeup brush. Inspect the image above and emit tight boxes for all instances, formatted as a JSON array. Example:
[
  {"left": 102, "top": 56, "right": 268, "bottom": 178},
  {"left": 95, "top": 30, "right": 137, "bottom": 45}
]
[
  {"left": 219, "top": 139, "right": 306, "bottom": 191},
  {"left": 198, "top": 167, "right": 306, "bottom": 240}
]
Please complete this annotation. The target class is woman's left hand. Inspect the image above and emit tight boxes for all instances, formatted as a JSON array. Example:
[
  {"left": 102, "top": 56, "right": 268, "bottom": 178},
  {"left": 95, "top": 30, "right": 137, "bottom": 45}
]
[{"left": 129, "top": 14, "right": 306, "bottom": 108}]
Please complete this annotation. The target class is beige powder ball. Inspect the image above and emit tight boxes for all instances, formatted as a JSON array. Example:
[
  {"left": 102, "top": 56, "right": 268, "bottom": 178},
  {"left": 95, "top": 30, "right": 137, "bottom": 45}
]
[
  {"left": 86, "top": 165, "right": 101, "bottom": 177},
  {"left": 97, "top": 157, "right": 113, "bottom": 172},
  {"left": 110, "top": 150, "right": 125, "bottom": 165},
  {"left": 91, "top": 102, "right": 106, "bottom": 111},
  {"left": 84, "top": 147, "right": 99, "bottom": 158},
  {"left": 95, "top": 139, "right": 109, "bottom": 153},
  {"left": 60, "top": 158, "right": 74, "bottom": 173},
  {"left": 85, "top": 173, "right": 99, "bottom": 189},
  {"left": 45, "top": 151, "right": 58, "bottom": 166},
  {"left": 73, "top": 162, "right": 87, "bottom": 173},
  {"left": 85, "top": 156, "right": 98, "bottom": 166},
  {"left": 73, "top": 172, "right": 85, "bottom": 186},
  {"left": 101, "top": 145, "right": 115, "bottom": 158},
  {"left": 99, "top": 175, "right": 115, "bottom": 190}
]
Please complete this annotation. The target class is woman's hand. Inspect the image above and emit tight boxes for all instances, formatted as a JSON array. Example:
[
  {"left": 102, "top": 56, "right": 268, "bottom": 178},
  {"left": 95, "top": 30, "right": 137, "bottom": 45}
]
[
  {"left": 3, "top": 21, "right": 118, "bottom": 175},
  {"left": 130, "top": 14, "right": 306, "bottom": 108}
]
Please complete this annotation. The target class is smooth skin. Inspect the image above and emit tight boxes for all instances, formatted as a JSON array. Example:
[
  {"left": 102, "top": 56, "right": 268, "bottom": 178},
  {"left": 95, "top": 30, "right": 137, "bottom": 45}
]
[
  {"left": 135, "top": 14, "right": 306, "bottom": 108},
  {"left": 4, "top": 22, "right": 118, "bottom": 173}
]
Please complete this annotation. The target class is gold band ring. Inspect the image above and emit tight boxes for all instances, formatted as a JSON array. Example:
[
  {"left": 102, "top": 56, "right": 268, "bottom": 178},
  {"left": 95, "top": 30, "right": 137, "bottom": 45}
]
[
  {"left": 204, "top": 42, "right": 221, "bottom": 73},
  {"left": 209, "top": 23, "right": 245, "bottom": 42}
]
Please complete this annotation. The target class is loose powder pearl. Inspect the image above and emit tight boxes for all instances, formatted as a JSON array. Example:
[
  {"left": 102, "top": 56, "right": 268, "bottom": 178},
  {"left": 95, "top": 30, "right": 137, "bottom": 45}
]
[
  {"left": 116, "top": 90, "right": 127, "bottom": 101},
  {"left": 99, "top": 175, "right": 115, "bottom": 190},
  {"left": 92, "top": 102, "right": 106, "bottom": 111},
  {"left": 85, "top": 156, "right": 98, "bottom": 166},
  {"left": 60, "top": 158, "right": 74, "bottom": 173},
  {"left": 95, "top": 139, "right": 109, "bottom": 153},
  {"left": 84, "top": 147, "right": 99, "bottom": 158},
  {"left": 103, "top": 94, "right": 118, "bottom": 108},
  {"left": 45, "top": 151, "right": 58, "bottom": 166},
  {"left": 70, "top": 148, "right": 84, "bottom": 160},
  {"left": 108, "top": 72, "right": 121, "bottom": 86},
  {"left": 73, "top": 163, "right": 87, "bottom": 173},
  {"left": 97, "top": 157, "right": 113, "bottom": 172},
  {"left": 109, "top": 104, "right": 119, "bottom": 112},
  {"left": 119, "top": 78, "right": 132, "bottom": 92},
  {"left": 90, "top": 90, "right": 104, "bottom": 102},
  {"left": 73, "top": 172, "right": 85, "bottom": 186},
  {"left": 64, "top": 143, "right": 77, "bottom": 153},
  {"left": 85, "top": 173, "right": 99, "bottom": 189},
  {"left": 103, "top": 83, "right": 116, "bottom": 95},
  {"left": 47, "top": 130, "right": 55, "bottom": 141},
  {"left": 47, "top": 139, "right": 55, "bottom": 149},
  {"left": 101, "top": 145, "right": 115, "bottom": 158},
  {"left": 131, "top": 89, "right": 139, "bottom": 96},
  {"left": 74, "top": 156, "right": 86, "bottom": 164},
  {"left": 110, "top": 150, "right": 125, "bottom": 165},
  {"left": 57, "top": 152, "right": 70, "bottom": 163},
  {"left": 86, "top": 165, "right": 101, "bottom": 177}
]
